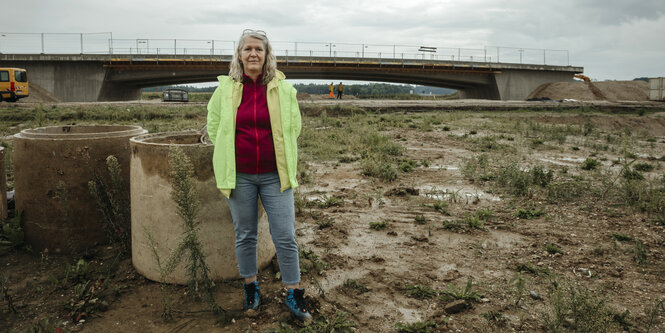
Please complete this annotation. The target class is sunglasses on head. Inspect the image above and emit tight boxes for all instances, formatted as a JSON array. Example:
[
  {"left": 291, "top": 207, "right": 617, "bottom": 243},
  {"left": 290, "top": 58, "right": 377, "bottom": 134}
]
[{"left": 242, "top": 29, "right": 267, "bottom": 36}]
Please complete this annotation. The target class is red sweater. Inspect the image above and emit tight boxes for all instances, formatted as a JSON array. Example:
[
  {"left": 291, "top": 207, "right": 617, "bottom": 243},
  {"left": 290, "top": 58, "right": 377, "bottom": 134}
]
[{"left": 235, "top": 74, "right": 277, "bottom": 174}]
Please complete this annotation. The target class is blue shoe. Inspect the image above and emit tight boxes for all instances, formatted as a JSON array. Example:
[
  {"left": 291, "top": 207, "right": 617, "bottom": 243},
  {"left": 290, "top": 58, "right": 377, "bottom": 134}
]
[
  {"left": 243, "top": 281, "right": 260, "bottom": 311},
  {"left": 285, "top": 288, "right": 313, "bottom": 322}
]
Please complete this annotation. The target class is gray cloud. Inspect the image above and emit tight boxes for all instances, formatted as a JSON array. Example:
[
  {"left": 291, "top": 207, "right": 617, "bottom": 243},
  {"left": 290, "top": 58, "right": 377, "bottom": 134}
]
[{"left": 7, "top": 0, "right": 665, "bottom": 80}]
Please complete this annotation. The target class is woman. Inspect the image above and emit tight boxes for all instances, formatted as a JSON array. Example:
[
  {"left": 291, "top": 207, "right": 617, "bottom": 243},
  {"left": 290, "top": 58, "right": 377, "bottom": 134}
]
[{"left": 206, "top": 29, "right": 311, "bottom": 321}]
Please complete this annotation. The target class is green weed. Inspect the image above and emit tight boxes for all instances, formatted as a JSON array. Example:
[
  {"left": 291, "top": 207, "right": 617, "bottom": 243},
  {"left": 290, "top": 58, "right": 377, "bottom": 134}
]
[
  {"left": 414, "top": 214, "right": 427, "bottom": 225},
  {"left": 399, "top": 159, "right": 417, "bottom": 172},
  {"left": 545, "top": 243, "right": 563, "bottom": 255},
  {"left": 461, "top": 154, "right": 492, "bottom": 183},
  {"left": 369, "top": 221, "right": 388, "bottom": 230},
  {"left": 161, "top": 147, "right": 220, "bottom": 313},
  {"left": 0, "top": 212, "right": 23, "bottom": 251},
  {"left": 633, "top": 239, "right": 647, "bottom": 265},
  {"left": 515, "top": 208, "right": 546, "bottom": 219},
  {"left": 541, "top": 281, "right": 620, "bottom": 332},
  {"left": 278, "top": 311, "right": 356, "bottom": 333},
  {"left": 634, "top": 163, "right": 654, "bottom": 172},
  {"left": 395, "top": 321, "right": 437, "bottom": 333},
  {"left": 581, "top": 158, "right": 600, "bottom": 170},
  {"left": 343, "top": 279, "right": 369, "bottom": 293},
  {"left": 610, "top": 233, "right": 632, "bottom": 242},
  {"left": 440, "top": 277, "right": 481, "bottom": 302},
  {"left": 299, "top": 248, "right": 329, "bottom": 275},
  {"left": 88, "top": 155, "right": 131, "bottom": 255},
  {"left": 406, "top": 284, "right": 437, "bottom": 299}
]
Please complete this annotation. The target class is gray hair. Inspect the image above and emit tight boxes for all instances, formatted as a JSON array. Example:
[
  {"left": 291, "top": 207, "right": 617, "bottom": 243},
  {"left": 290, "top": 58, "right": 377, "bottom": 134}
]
[{"left": 228, "top": 30, "right": 277, "bottom": 85}]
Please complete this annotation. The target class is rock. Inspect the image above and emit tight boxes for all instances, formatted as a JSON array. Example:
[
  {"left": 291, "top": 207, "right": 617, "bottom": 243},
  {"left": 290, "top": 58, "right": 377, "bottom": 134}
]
[
  {"left": 529, "top": 291, "right": 543, "bottom": 300},
  {"left": 444, "top": 300, "right": 468, "bottom": 314}
]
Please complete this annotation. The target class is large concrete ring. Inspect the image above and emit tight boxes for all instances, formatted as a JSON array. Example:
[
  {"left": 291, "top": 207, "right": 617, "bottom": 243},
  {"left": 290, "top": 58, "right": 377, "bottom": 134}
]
[
  {"left": 130, "top": 131, "right": 276, "bottom": 284},
  {"left": 13, "top": 125, "right": 146, "bottom": 253}
]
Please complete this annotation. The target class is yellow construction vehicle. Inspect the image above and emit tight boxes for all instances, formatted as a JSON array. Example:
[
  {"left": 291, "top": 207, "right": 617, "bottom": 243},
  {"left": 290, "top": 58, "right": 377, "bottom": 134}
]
[{"left": 574, "top": 74, "right": 590, "bottom": 83}]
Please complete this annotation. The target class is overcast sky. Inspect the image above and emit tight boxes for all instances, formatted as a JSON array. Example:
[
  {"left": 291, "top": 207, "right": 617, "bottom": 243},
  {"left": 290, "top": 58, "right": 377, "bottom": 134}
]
[{"left": 8, "top": 0, "right": 665, "bottom": 83}]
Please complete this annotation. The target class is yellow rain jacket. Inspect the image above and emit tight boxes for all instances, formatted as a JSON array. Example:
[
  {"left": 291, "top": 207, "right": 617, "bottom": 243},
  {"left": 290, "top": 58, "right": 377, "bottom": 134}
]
[{"left": 206, "top": 70, "right": 301, "bottom": 198}]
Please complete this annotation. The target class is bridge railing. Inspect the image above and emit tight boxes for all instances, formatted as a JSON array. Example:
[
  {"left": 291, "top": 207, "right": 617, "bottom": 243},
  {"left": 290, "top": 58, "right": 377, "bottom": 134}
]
[{"left": 0, "top": 32, "right": 570, "bottom": 66}]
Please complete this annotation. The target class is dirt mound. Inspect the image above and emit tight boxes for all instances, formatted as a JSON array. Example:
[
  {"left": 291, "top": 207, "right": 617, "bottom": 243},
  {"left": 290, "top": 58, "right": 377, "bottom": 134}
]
[
  {"left": 22, "top": 82, "right": 60, "bottom": 103},
  {"left": 528, "top": 80, "right": 648, "bottom": 102}
]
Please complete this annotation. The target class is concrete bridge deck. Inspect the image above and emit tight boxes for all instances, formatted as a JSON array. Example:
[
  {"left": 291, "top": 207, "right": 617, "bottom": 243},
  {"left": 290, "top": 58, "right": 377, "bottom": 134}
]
[{"left": 0, "top": 53, "right": 583, "bottom": 102}]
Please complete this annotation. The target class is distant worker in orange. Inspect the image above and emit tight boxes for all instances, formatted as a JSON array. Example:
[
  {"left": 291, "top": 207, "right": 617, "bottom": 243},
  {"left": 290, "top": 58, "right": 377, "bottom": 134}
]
[
  {"left": 329, "top": 82, "right": 335, "bottom": 99},
  {"left": 337, "top": 82, "right": 344, "bottom": 99}
]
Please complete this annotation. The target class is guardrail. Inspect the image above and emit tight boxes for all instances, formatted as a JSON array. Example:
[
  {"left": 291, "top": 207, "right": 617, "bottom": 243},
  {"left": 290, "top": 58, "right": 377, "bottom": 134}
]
[{"left": 0, "top": 32, "right": 570, "bottom": 66}]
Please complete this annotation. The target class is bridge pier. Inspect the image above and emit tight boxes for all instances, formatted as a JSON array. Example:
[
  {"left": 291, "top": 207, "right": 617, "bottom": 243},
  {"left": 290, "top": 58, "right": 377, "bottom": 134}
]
[
  {"left": 460, "top": 69, "right": 575, "bottom": 100},
  {"left": 0, "top": 56, "right": 143, "bottom": 102}
]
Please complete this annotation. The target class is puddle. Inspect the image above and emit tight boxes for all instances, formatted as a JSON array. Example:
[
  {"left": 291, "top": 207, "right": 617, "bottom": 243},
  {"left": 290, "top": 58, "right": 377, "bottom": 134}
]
[
  {"left": 417, "top": 185, "right": 501, "bottom": 202},
  {"left": 396, "top": 306, "right": 423, "bottom": 323},
  {"left": 538, "top": 156, "right": 587, "bottom": 166},
  {"left": 428, "top": 165, "right": 459, "bottom": 170}
]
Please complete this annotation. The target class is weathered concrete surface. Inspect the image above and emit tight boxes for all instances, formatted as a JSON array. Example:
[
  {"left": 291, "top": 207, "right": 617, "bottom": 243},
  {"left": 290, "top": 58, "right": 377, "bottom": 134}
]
[
  {"left": 130, "top": 131, "right": 276, "bottom": 284},
  {"left": 13, "top": 125, "right": 147, "bottom": 253},
  {"left": 0, "top": 147, "right": 6, "bottom": 220}
]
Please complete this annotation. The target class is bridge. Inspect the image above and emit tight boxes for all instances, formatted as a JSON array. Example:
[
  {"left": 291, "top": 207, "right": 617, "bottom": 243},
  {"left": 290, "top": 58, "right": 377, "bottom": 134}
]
[{"left": 0, "top": 34, "right": 583, "bottom": 101}]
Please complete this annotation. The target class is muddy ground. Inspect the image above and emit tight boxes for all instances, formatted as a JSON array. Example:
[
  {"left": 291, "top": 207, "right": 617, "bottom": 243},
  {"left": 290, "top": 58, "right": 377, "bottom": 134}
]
[{"left": 1, "top": 101, "right": 665, "bottom": 332}]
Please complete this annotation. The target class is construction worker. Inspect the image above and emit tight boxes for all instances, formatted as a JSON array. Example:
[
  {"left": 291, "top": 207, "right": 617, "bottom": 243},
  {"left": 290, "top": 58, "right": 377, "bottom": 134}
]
[
  {"left": 329, "top": 82, "right": 335, "bottom": 99},
  {"left": 337, "top": 82, "right": 344, "bottom": 99}
]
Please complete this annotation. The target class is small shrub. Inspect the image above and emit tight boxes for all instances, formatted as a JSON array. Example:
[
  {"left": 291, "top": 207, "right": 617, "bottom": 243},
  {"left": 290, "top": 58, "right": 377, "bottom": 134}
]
[
  {"left": 545, "top": 243, "right": 563, "bottom": 255},
  {"left": 474, "top": 208, "right": 494, "bottom": 221},
  {"left": 369, "top": 221, "right": 387, "bottom": 230},
  {"left": 496, "top": 163, "right": 531, "bottom": 196},
  {"left": 530, "top": 165, "right": 553, "bottom": 187},
  {"left": 88, "top": 155, "right": 131, "bottom": 255},
  {"left": 610, "top": 233, "right": 632, "bottom": 242},
  {"left": 464, "top": 213, "right": 485, "bottom": 230},
  {"left": 361, "top": 157, "right": 398, "bottom": 182},
  {"left": 581, "top": 158, "right": 600, "bottom": 170},
  {"left": 547, "top": 179, "right": 589, "bottom": 201},
  {"left": 622, "top": 168, "right": 644, "bottom": 180},
  {"left": 414, "top": 215, "right": 427, "bottom": 225},
  {"left": 399, "top": 159, "right": 417, "bottom": 172},
  {"left": 633, "top": 239, "right": 647, "bottom": 264},
  {"left": 442, "top": 219, "right": 464, "bottom": 231},
  {"left": 515, "top": 208, "right": 546, "bottom": 219},
  {"left": 461, "top": 154, "right": 492, "bottom": 183},
  {"left": 633, "top": 163, "right": 654, "bottom": 172},
  {"left": 542, "top": 281, "right": 619, "bottom": 332}
]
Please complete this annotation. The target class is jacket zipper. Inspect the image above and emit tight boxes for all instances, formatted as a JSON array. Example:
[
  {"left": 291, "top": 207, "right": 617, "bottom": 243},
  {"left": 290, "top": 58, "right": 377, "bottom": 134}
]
[{"left": 254, "top": 80, "right": 259, "bottom": 174}]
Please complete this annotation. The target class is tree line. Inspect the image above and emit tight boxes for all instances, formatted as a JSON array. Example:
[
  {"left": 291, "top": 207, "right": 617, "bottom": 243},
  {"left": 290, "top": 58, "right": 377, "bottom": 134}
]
[{"left": 144, "top": 83, "right": 456, "bottom": 96}]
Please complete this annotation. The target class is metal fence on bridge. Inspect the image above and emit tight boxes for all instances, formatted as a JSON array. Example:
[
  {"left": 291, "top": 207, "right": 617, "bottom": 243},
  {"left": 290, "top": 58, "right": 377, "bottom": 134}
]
[{"left": 0, "top": 32, "right": 570, "bottom": 66}]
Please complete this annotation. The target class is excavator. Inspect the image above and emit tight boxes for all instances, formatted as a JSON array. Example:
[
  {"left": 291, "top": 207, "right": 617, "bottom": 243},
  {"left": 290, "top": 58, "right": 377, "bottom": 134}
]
[
  {"left": 574, "top": 74, "right": 591, "bottom": 83},
  {"left": 574, "top": 74, "right": 607, "bottom": 99}
]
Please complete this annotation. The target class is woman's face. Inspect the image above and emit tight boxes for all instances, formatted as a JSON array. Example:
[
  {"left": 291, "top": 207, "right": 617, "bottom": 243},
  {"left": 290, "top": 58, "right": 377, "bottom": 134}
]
[{"left": 240, "top": 37, "right": 266, "bottom": 75}]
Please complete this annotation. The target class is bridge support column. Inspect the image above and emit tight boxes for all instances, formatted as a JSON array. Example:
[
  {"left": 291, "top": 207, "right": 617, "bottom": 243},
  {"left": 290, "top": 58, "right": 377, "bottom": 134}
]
[
  {"left": 0, "top": 59, "right": 141, "bottom": 102},
  {"left": 460, "top": 70, "right": 574, "bottom": 100},
  {"left": 493, "top": 69, "right": 574, "bottom": 100}
]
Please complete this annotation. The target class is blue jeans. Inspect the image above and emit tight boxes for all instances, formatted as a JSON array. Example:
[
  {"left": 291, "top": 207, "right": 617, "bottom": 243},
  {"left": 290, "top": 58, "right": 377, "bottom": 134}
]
[{"left": 225, "top": 172, "right": 301, "bottom": 285}]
